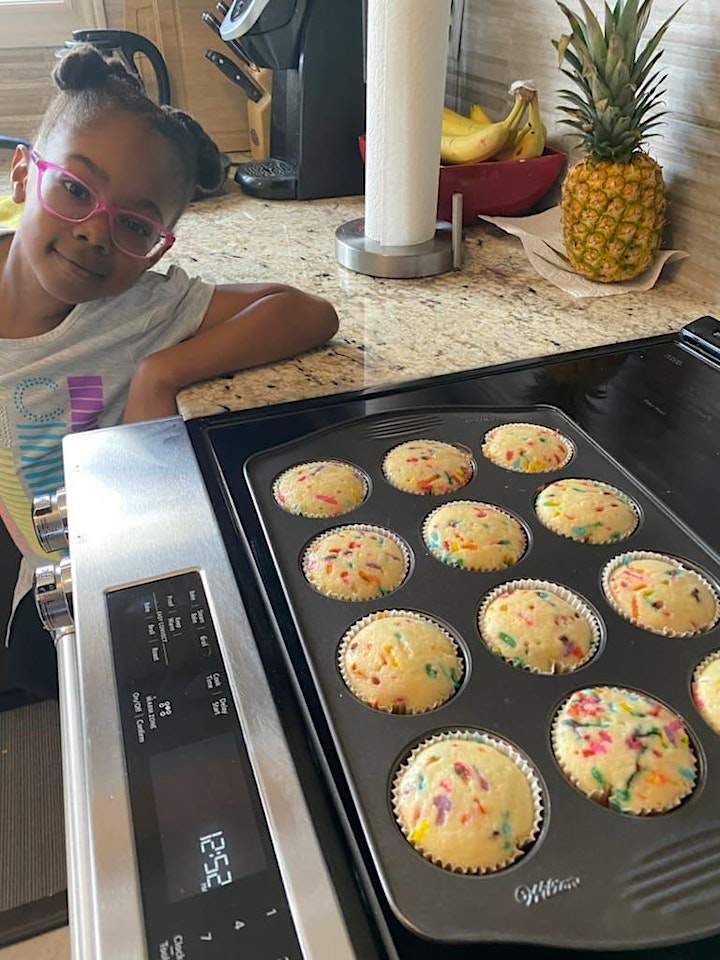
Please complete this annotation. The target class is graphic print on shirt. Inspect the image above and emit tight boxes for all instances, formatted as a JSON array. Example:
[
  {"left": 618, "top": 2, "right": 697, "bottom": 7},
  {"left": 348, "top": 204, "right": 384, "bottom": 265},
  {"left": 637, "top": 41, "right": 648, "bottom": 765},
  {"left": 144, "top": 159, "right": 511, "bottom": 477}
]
[
  {"left": 0, "top": 394, "right": 40, "bottom": 556},
  {"left": 67, "top": 375, "right": 105, "bottom": 432},
  {"left": 0, "top": 375, "right": 104, "bottom": 560},
  {"left": 0, "top": 387, "right": 48, "bottom": 559}
]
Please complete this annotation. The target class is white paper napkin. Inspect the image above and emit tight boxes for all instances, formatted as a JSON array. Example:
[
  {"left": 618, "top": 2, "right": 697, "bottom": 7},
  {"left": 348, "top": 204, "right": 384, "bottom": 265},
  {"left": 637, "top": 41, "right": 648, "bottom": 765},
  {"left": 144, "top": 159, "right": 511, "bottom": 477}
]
[{"left": 479, "top": 206, "right": 688, "bottom": 298}]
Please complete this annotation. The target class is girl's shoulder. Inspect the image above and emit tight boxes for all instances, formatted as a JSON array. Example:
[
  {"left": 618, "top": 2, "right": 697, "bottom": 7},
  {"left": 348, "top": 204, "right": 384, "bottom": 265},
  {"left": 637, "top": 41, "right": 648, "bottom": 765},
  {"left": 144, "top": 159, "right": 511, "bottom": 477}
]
[
  {"left": 82, "top": 264, "right": 215, "bottom": 330},
  {"left": 120, "top": 263, "right": 210, "bottom": 300}
]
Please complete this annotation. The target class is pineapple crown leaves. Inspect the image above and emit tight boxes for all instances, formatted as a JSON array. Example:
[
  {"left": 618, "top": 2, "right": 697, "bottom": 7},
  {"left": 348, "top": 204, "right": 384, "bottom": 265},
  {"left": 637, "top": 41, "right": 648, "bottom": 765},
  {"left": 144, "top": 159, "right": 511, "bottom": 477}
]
[{"left": 552, "top": 0, "right": 685, "bottom": 162}]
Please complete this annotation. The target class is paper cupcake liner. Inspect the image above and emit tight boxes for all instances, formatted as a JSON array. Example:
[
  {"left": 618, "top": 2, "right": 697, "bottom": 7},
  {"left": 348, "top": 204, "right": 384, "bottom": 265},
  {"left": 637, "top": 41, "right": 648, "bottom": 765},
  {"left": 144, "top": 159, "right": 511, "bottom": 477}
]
[
  {"left": 477, "top": 579, "right": 603, "bottom": 675},
  {"left": 272, "top": 459, "right": 369, "bottom": 518},
  {"left": 534, "top": 478, "right": 640, "bottom": 545},
  {"left": 301, "top": 523, "right": 411, "bottom": 602},
  {"left": 551, "top": 685, "right": 698, "bottom": 815},
  {"left": 337, "top": 609, "right": 465, "bottom": 715},
  {"left": 691, "top": 649, "right": 720, "bottom": 736},
  {"left": 601, "top": 551, "right": 720, "bottom": 638},
  {"left": 421, "top": 500, "right": 528, "bottom": 573},
  {"left": 381, "top": 439, "right": 475, "bottom": 496},
  {"left": 481, "top": 422, "right": 574, "bottom": 474},
  {"left": 391, "top": 729, "right": 543, "bottom": 875}
]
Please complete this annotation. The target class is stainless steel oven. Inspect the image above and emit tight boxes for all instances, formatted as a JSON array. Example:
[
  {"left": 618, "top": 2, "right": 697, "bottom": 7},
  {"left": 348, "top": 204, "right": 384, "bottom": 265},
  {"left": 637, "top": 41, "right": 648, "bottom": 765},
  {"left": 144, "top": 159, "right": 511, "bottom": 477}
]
[{"left": 34, "top": 316, "right": 720, "bottom": 959}]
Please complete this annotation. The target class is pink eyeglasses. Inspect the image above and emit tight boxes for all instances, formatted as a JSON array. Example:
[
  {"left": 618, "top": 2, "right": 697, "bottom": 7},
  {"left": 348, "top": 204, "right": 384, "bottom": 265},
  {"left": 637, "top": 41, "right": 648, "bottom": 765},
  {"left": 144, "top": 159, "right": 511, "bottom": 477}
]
[{"left": 30, "top": 150, "right": 176, "bottom": 259}]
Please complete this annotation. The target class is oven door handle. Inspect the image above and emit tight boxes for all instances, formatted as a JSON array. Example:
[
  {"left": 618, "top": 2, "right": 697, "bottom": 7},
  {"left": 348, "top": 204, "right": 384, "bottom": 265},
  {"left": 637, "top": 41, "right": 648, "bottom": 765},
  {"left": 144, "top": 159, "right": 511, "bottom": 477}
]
[{"left": 56, "top": 628, "right": 104, "bottom": 960}]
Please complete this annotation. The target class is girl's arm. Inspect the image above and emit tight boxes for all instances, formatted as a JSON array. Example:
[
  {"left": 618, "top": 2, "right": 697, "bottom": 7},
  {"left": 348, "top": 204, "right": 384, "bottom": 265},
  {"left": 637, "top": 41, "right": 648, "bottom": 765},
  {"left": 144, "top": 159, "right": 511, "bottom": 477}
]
[{"left": 123, "top": 282, "right": 339, "bottom": 423}]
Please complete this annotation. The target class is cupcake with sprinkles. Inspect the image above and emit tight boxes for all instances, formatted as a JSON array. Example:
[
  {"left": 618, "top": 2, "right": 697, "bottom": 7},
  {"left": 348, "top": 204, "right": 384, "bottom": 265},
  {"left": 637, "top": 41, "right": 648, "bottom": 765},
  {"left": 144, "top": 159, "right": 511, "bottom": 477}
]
[
  {"left": 481, "top": 422, "right": 572, "bottom": 474},
  {"left": 478, "top": 580, "right": 601, "bottom": 674},
  {"left": 535, "top": 478, "right": 639, "bottom": 544},
  {"left": 422, "top": 500, "right": 527, "bottom": 572},
  {"left": 382, "top": 439, "right": 474, "bottom": 496},
  {"left": 273, "top": 460, "right": 368, "bottom": 518},
  {"left": 302, "top": 524, "right": 409, "bottom": 601},
  {"left": 692, "top": 651, "right": 720, "bottom": 736},
  {"left": 602, "top": 551, "right": 719, "bottom": 637},
  {"left": 551, "top": 686, "right": 697, "bottom": 814},
  {"left": 392, "top": 730, "right": 542, "bottom": 873},
  {"left": 338, "top": 610, "right": 463, "bottom": 714}
]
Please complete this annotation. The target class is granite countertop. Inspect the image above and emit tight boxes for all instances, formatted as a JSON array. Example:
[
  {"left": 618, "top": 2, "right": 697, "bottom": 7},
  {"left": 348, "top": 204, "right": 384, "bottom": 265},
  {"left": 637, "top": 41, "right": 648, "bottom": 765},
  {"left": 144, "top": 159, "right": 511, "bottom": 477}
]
[
  {"left": 1, "top": 157, "right": 713, "bottom": 418},
  {"left": 169, "top": 181, "right": 714, "bottom": 420}
]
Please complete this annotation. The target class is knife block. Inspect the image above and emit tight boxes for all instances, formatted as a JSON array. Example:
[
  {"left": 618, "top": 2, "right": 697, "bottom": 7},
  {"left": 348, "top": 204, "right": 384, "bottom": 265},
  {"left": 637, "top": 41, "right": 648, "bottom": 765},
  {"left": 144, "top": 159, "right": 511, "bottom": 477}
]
[{"left": 246, "top": 67, "right": 272, "bottom": 160}]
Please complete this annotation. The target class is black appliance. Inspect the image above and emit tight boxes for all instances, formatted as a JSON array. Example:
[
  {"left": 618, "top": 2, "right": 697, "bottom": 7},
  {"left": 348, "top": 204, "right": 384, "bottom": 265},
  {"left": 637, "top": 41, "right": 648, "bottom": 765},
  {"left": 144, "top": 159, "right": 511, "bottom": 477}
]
[
  {"left": 36, "top": 316, "right": 720, "bottom": 959},
  {"left": 220, "top": 0, "right": 365, "bottom": 200},
  {"left": 64, "top": 29, "right": 171, "bottom": 105}
]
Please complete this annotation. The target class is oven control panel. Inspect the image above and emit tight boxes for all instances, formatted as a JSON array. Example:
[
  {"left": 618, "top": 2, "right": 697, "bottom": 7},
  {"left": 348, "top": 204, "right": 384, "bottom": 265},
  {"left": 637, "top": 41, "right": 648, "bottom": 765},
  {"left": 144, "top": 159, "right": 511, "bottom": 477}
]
[{"left": 108, "top": 570, "right": 302, "bottom": 959}]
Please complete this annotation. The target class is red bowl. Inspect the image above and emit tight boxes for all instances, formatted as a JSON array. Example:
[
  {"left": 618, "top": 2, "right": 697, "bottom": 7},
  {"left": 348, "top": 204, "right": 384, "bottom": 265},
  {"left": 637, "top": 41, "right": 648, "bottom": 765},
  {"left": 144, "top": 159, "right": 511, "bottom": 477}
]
[{"left": 358, "top": 135, "right": 566, "bottom": 224}]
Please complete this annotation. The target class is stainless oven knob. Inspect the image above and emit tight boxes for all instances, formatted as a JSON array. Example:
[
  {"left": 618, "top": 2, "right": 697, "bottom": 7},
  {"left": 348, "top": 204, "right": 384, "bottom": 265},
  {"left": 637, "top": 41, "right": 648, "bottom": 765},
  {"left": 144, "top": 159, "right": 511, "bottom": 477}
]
[
  {"left": 32, "top": 488, "right": 69, "bottom": 554},
  {"left": 34, "top": 556, "right": 74, "bottom": 635}
]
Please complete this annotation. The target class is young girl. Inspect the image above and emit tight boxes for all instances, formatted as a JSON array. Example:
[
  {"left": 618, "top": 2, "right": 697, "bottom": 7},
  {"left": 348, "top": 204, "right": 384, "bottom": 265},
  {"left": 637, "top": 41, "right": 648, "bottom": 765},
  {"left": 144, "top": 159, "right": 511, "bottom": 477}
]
[{"left": 0, "top": 44, "right": 339, "bottom": 701}]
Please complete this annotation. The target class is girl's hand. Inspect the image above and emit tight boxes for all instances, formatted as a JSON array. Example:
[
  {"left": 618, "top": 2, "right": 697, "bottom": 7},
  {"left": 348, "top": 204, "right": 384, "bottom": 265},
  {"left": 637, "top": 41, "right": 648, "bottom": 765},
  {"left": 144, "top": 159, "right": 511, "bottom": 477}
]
[{"left": 123, "top": 356, "right": 180, "bottom": 423}]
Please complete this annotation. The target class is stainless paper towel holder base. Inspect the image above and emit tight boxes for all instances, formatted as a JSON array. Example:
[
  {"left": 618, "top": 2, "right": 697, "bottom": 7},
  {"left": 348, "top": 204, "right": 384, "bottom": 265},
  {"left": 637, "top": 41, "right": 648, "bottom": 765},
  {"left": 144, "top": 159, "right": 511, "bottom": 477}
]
[{"left": 335, "top": 194, "right": 464, "bottom": 279}]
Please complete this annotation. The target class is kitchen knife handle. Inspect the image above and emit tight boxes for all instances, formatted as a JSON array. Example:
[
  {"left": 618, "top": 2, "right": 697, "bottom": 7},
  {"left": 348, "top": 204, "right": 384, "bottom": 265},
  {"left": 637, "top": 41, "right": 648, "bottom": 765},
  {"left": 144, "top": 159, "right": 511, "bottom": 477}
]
[
  {"left": 204, "top": 49, "right": 263, "bottom": 102},
  {"left": 202, "top": 10, "right": 255, "bottom": 70}
]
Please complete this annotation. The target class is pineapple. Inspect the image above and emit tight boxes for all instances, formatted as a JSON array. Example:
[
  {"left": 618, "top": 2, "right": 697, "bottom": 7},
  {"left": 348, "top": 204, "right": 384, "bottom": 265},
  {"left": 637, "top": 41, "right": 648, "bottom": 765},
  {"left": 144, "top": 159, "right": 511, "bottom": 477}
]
[{"left": 554, "top": 0, "right": 684, "bottom": 282}]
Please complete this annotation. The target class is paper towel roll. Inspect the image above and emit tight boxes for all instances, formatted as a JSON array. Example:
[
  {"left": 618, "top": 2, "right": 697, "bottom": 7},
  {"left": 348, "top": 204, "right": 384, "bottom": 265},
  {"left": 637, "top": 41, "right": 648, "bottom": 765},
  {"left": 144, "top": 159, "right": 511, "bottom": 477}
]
[{"left": 364, "top": 0, "right": 451, "bottom": 248}]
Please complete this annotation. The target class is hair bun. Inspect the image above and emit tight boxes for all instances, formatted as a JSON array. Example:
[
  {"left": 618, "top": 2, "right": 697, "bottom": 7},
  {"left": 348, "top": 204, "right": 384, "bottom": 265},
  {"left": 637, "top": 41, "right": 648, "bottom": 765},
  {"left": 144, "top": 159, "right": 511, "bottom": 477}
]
[{"left": 53, "top": 43, "right": 144, "bottom": 95}]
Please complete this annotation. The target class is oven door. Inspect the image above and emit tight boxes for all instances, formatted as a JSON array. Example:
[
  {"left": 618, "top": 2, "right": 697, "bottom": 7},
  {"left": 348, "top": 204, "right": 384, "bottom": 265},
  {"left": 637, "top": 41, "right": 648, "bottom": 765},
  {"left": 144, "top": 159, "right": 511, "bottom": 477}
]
[{"left": 56, "top": 416, "right": 385, "bottom": 960}]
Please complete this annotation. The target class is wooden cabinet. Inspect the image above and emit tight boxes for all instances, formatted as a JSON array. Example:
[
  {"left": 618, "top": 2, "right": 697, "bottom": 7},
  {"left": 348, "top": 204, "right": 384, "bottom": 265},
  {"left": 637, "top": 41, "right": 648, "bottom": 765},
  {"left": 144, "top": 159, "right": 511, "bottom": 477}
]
[{"left": 124, "top": 0, "right": 250, "bottom": 153}]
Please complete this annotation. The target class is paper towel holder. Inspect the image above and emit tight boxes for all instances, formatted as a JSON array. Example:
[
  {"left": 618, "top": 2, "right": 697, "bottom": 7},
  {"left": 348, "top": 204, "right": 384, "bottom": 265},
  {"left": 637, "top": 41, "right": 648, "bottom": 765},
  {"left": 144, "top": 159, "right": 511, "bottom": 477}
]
[{"left": 335, "top": 193, "right": 464, "bottom": 279}]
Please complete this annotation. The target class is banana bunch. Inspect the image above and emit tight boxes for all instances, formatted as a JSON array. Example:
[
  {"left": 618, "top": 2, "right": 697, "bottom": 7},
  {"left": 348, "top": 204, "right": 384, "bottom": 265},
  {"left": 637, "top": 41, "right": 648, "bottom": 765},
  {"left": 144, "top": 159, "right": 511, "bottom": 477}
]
[
  {"left": 495, "top": 89, "right": 547, "bottom": 161},
  {"left": 441, "top": 81, "right": 547, "bottom": 165}
]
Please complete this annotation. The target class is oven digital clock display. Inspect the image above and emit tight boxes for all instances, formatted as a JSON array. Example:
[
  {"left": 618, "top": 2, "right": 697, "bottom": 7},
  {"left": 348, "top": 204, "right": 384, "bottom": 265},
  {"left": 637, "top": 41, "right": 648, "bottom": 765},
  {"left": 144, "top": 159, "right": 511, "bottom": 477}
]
[{"left": 149, "top": 731, "right": 267, "bottom": 903}]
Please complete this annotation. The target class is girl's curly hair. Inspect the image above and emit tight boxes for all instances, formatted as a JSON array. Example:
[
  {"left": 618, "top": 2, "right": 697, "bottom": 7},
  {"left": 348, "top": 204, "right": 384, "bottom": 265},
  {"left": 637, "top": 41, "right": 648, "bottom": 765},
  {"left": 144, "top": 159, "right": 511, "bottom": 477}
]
[{"left": 35, "top": 44, "right": 224, "bottom": 205}]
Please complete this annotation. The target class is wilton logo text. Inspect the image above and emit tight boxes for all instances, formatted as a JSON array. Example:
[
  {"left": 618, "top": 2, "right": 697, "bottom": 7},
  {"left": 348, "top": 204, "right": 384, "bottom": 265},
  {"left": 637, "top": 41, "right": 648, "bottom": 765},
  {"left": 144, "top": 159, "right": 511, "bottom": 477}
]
[{"left": 514, "top": 876, "right": 581, "bottom": 907}]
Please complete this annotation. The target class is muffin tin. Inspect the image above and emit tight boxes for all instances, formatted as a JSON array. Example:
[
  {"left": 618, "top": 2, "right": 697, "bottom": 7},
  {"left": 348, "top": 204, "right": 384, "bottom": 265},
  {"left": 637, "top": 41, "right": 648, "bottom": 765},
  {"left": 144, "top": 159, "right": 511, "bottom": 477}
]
[{"left": 244, "top": 405, "right": 720, "bottom": 951}]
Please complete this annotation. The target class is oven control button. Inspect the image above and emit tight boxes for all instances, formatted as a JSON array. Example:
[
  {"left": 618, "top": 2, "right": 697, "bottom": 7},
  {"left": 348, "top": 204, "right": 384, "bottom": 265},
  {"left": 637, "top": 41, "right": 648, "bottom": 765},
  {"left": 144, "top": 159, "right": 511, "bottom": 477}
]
[
  {"left": 211, "top": 696, "right": 229, "bottom": 716},
  {"left": 32, "top": 487, "right": 69, "bottom": 553},
  {"left": 34, "top": 555, "right": 74, "bottom": 634}
]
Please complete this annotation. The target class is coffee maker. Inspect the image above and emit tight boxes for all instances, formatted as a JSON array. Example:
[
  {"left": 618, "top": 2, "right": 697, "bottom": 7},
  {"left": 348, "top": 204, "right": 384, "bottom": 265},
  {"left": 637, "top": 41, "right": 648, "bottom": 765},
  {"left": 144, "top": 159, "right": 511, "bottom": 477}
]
[{"left": 220, "top": 0, "right": 365, "bottom": 200}]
